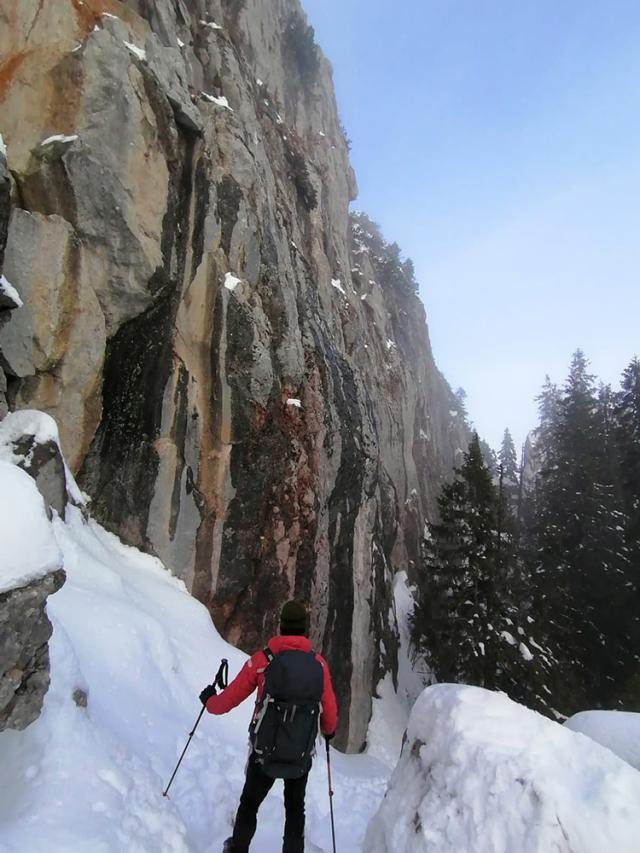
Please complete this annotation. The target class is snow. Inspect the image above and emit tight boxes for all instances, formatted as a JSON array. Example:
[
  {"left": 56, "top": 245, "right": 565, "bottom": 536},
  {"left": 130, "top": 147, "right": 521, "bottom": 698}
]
[
  {"left": 124, "top": 41, "right": 147, "bottom": 61},
  {"left": 500, "top": 630, "right": 516, "bottom": 646},
  {"left": 0, "top": 410, "right": 87, "bottom": 506},
  {"left": 200, "top": 20, "right": 223, "bottom": 30},
  {"left": 0, "top": 443, "right": 389, "bottom": 851},
  {"left": 286, "top": 398, "right": 302, "bottom": 409},
  {"left": 40, "top": 134, "right": 78, "bottom": 147},
  {"left": 256, "top": 78, "right": 264, "bottom": 86},
  {"left": 385, "top": 339, "right": 397, "bottom": 351},
  {"left": 0, "top": 273, "right": 23, "bottom": 307},
  {"left": 2, "top": 423, "right": 639, "bottom": 851},
  {"left": 224, "top": 272, "right": 241, "bottom": 291},
  {"left": 102, "top": 12, "right": 119, "bottom": 19},
  {"left": 331, "top": 278, "right": 346, "bottom": 296},
  {"left": 366, "top": 674, "right": 409, "bottom": 771},
  {"left": 0, "top": 132, "right": 6, "bottom": 157},
  {"left": 519, "top": 641, "right": 533, "bottom": 661},
  {"left": 366, "top": 573, "right": 428, "bottom": 772},
  {"left": 0, "top": 461, "right": 62, "bottom": 593},
  {"left": 565, "top": 710, "right": 640, "bottom": 770},
  {"left": 177, "top": 38, "right": 185, "bottom": 48},
  {"left": 360, "top": 294, "right": 367, "bottom": 300},
  {"left": 0, "top": 409, "right": 60, "bottom": 457},
  {"left": 365, "top": 684, "right": 640, "bottom": 853},
  {"left": 202, "top": 93, "right": 233, "bottom": 111}
]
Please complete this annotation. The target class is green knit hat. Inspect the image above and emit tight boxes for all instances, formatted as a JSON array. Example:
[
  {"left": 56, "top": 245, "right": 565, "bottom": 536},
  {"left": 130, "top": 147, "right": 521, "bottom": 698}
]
[{"left": 280, "top": 600, "right": 308, "bottom": 635}]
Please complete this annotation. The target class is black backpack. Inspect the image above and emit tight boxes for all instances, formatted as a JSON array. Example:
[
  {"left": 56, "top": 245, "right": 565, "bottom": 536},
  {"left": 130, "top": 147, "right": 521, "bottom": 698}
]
[{"left": 249, "top": 647, "right": 324, "bottom": 779}]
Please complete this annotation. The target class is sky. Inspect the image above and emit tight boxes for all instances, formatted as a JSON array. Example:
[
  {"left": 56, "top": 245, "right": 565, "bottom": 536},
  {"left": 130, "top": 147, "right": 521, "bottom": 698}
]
[{"left": 302, "top": 0, "right": 640, "bottom": 451}]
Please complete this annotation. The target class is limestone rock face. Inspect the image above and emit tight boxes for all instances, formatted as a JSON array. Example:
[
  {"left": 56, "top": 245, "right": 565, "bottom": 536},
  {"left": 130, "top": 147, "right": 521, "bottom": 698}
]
[
  {"left": 0, "top": 143, "right": 9, "bottom": 273},
  {"left": 0, "top": 211, "right": 105, "bottom": 469},
  {"left": 0, "top": 143, "right": 12, "bottom": 418},
  {"left": 0, "top": 0, "right": 467, "bottom": 749}
]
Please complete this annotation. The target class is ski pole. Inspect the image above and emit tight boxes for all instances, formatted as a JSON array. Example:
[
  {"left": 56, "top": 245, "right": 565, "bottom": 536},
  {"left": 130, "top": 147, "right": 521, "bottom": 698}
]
[
  {"left": 163, "top": 658, "right": 229, "bottom": 797},
  {"left": 325, "top": 737, "right": 337, "bottom": 853}
]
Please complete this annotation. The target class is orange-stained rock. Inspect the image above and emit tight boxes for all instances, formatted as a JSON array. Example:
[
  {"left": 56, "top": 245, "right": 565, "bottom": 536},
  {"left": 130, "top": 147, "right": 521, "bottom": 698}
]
[{"left": 0, "top": 0, "right": 468, "bottom": 752}]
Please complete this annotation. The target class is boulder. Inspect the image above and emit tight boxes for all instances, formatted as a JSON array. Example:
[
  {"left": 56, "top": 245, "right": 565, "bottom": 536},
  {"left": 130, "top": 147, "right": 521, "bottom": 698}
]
[
  {"left": 0, "top": 458, "right": 66, "bottom": 731},
  {"left": 0, "top": 569, "right": 66, "bottom": 731},
  {"left": 365, "top": 684, "right": 640, "bottom": 853}
]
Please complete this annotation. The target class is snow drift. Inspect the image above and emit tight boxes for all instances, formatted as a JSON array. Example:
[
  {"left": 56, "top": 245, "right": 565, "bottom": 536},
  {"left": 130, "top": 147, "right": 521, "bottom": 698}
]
[
  {"left": 2, "top": 423, "right": 640, "bottom": 852},
  {"left": 565, "top": 710, "right": 640, "bottom": 771},
  {"left": 365, "top": 683, "right": 640, "bottom": 853},
  {"left": 0, "top": 464, "right": 388, "bottom": 852},
  {"left": 0, "top": 460, "right": 62, "bottom": 592}
]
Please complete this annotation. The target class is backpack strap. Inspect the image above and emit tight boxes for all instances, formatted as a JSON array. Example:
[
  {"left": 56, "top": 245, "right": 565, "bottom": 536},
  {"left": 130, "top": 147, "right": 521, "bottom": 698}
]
[{"left": 256, "top": 646, "right": 274, "bottom": 675}]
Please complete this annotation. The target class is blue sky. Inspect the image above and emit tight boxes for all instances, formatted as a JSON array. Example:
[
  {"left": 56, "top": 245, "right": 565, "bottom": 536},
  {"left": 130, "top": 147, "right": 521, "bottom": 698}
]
[{"left": 302, "top": 0, "right": 640, "bottom": 451}]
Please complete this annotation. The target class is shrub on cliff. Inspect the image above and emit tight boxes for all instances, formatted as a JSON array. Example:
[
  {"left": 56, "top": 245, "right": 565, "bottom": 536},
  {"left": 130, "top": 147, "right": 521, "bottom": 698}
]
[{"left": 285, "top": 12, "right": 320, "bottom": 87}]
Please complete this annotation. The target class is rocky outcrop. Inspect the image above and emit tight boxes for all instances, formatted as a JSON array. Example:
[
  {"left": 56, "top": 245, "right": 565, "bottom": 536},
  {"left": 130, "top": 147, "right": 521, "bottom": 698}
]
[
  {"left": 0, "top": 0, "right": 467, "bottom": 749},
  {"left": 0, "top": 416, "right": 72, "bottom": 731},
  {"left": 0, "top": 569, "right": 65, "bottom": 731},
  {"left": 0, "top": 137, "right": 13, "bottom": 418}
]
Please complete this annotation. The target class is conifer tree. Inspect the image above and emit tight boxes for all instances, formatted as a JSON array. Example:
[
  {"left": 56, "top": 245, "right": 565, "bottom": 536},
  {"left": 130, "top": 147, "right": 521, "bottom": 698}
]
[
  {"left": 479, "top": 439, "right": 498, "bottom": 479},
  {"left": 612, "top": 358, "right": 640, "bottom": 702},
  {"left": 498, "top": 428, "right": 520, "bottom": 512},
  {"left": 528, "top": 351, "right": 632, "bottom": 710},
  {"left": 518, "top": 377, "right": 560, "bottom": 597},
  {"left": 412, "top": 434, "right": 546, "bottom": 701},
  {"left": 615, "top": 357, "right": 640, "bottom": 544}
]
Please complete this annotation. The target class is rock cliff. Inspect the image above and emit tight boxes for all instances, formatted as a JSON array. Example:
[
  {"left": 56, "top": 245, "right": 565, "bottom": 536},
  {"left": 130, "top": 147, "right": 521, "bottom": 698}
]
[{"left": 0, "top": 0, "right": 466, "bottom": 749}]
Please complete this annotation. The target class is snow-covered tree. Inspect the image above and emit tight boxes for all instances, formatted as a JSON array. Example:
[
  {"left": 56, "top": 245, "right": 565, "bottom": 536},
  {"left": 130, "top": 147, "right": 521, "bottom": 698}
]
[
  {"left": 527, "top": 352, "right": 633, "bottom": 711},
  {"left": 411, "top": 434, "right": 544, "bottom": 701},
  {"left": 615, "top": 357, "right": 640, "bottom": 544},
  {"left": 498, "top": 428, "right": 520, "bottom": 512}
]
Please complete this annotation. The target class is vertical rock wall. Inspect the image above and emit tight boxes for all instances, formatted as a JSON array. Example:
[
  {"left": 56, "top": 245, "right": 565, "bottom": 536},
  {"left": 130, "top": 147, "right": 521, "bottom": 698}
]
[{"left": 0, "top": 0, "right": 467, "bottom": 749}]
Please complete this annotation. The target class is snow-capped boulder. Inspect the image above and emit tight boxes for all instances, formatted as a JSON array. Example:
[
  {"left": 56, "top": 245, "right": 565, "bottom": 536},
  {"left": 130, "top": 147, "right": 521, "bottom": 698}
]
[
  {"left": 0, "top": 135, "right": 12, "bottom": 419},
  {"left": 0, "top": 410, "right": 86, "bottom": 517},
  {"left": 0, "top": 460, "right": 65, "bottom": 730},
  {"left": 0, "top": 132, "right": 9, "bottom": 276},
  {"left": 565, "top": 710, "right": 640, "bottom": 771},
  {"left": 364, "top": 683, "right": 640, "bottom": 853}
]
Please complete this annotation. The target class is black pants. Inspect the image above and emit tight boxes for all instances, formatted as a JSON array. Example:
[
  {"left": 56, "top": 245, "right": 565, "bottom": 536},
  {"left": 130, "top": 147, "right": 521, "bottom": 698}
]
[{"left": 230, "top": 753, "right": 309, "bottom": 853}]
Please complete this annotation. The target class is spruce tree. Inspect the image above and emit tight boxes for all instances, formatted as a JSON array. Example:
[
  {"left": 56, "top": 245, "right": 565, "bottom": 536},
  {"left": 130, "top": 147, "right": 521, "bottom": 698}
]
[
  {"left": 412, "top": 433, "right": 546, "bottom": 702},
  {"left": 528, "top": 351, "right": 632, "bottom": 710},
  {"left": 613, "top": 358, "right": 640, "bottom": 704},
  {"left": 479, "top": 439, "right": 498, "bottom": 479},
  {"left": 498, "top": 428, "right": 520, "bottom": 513},
  {"left": 615, "top": 357, "right": 640, "bottom": 544}
]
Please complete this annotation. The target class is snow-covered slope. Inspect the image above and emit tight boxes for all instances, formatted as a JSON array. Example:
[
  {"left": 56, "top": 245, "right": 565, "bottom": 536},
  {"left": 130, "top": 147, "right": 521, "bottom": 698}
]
[
  {"left": 365, "top": 684, "right": 640, "bottom": 853},
  {"left": 366, "top": 572, "right": 429, "bottom": 770},
  {"left": 565, "top": 710, "right": 640, "bottom": 771},
  {"left": 2, "top": 435, "right": 639, "bottom": 852},
  {"left": 0, "top": 504, "right": 388, "bottom": 852},
  {"left": 0, "top": 460, "right": 61, "bottom": 592}
]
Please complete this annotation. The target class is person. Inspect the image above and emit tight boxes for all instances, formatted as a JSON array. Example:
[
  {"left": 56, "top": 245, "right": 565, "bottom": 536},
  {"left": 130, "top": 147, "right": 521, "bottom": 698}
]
[{"left": 200, "top": 600, "right": 338, "bottom": 853}]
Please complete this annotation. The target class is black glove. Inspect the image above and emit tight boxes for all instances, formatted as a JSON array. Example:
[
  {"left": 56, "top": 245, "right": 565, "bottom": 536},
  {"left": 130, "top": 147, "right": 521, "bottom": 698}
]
[
  {"left": 199, "top": 684, "right": 217, "bottom": 706},
  {"left": 324, "top": 731, "right": 335, "bottom": 742}
]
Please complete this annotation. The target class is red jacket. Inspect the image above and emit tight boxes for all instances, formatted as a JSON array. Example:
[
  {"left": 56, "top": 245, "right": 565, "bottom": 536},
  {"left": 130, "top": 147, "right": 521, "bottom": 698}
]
[{"left": 205, "top": 635, "right": 338, "bottom": 736}]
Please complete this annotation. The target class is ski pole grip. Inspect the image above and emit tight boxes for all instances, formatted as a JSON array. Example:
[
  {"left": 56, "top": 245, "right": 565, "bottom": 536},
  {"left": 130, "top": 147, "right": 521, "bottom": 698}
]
[{"left": 215, "top": 658, "right": 229, "bottom": 690}]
